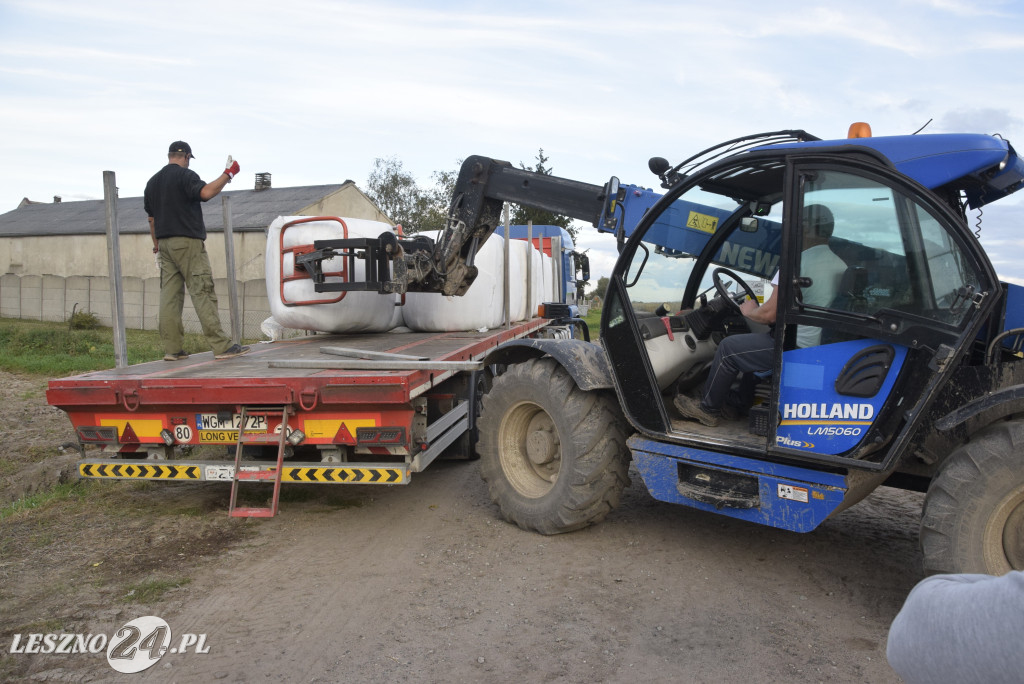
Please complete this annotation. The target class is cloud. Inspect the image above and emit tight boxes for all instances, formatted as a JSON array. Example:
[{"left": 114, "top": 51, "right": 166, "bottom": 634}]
[
  {"left": 1001, "top": 274, "right": 1024, "bottom": 287},
  {"left": 932, "top": 109, "right": 1024, "bottom": 136},
  {"left": 2, "top": 0, "right": 1024, "bottom": 254},
  {"left": 906, "top": 0, "right": 1015, "bottom": 18},
  {"left": 0, "top": 44, "right": 189, "bottom": 67}
]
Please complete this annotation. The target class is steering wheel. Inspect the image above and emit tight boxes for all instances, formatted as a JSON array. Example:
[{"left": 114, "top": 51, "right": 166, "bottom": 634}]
[{"left": 713, "top": 267, "right": 758, "bottom": 314}]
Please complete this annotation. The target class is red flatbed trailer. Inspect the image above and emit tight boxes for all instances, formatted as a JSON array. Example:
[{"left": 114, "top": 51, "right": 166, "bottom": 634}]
[{"left": 46, "top": 318, "right": 549, "bottom": 509}]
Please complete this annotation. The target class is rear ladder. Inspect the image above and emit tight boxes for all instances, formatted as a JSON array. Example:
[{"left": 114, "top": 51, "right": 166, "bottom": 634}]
[{"left": 228, "top": 406, "right": 291, "bottom": 518}]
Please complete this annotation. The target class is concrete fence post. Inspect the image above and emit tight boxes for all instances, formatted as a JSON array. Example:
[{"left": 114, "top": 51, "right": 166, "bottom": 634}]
[
  {"left": 103, "top": 171, "right": 128, "bottom": 368},
  {"left": 222, "top": 196, "right": 241, "bottom": 343}
]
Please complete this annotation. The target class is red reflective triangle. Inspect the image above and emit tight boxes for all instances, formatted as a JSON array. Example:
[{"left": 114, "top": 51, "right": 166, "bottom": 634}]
[
  {"left": 120, "top": 422, "right": 140, "bottom": 444},
  {"left": 333, "top": 422, "right": 355, "bottom": 444}
]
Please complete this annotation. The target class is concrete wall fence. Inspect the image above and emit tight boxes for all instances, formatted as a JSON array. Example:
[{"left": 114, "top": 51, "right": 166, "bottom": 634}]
[{"left": 0, "top": 273, "right": 296, "bottom": 341}]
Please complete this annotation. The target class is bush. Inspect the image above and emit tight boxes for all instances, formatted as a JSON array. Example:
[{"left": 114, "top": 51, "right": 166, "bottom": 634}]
[{"left": 68, "top": 310, "right": 100, "bottom": 330}]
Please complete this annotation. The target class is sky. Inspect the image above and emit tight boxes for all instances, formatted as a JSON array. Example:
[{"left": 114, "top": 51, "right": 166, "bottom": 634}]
[{"left": 2, "top": 0, "right": 1024, "bottom": 285}]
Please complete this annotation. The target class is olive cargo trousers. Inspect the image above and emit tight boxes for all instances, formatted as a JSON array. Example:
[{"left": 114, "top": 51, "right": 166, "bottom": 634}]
[{"left": 158, "top": 236, "right": 232, "bottom": 356}]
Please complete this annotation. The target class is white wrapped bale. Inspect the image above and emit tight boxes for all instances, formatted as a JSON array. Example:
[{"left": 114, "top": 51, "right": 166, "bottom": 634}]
[
  {"left": 265, "top": 216, "right": 405, "bottom": 333},
  {"left": 403, "top": 233, "right": 507, "bottom": 331},
  {"left": 403, "top": 234, "right": 555, "bottom": 332}
]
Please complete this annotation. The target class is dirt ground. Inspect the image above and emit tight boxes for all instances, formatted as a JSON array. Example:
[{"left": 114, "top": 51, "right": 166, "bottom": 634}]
[{"left": 0, "top": 370, "right": 922, "bottom": 682}]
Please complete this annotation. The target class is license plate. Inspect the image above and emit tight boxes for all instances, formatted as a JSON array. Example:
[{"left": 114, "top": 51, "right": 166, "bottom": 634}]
[
  {"left": 195, "top": 413, "right": 268, "bottom": 432},
  {"left": 205, "top": 465, "right": 234, "bottom": 481}
]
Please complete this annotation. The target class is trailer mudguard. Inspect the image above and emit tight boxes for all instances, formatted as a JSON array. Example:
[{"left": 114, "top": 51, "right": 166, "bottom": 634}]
[{"left": 483, "top": 339, "right": 614, "bottom": 391}]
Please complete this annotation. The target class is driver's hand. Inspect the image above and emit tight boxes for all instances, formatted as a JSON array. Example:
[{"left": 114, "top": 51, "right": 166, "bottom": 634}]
[{"left": 739, "top": 298, "right": 759, "bottom": 315}]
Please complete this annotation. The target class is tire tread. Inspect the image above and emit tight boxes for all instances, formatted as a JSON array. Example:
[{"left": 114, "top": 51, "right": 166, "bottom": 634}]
[
  {"left": 477, "top": 358, "right": 631, "bottom": 535},
  {"left": 921, "top": 420, "right": 1024, "bottom": 574}
]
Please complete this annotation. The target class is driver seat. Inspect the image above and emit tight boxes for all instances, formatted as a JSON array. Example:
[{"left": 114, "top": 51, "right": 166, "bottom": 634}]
[{"left": 820, "top": 265, "right": 869, "bottom": 345}]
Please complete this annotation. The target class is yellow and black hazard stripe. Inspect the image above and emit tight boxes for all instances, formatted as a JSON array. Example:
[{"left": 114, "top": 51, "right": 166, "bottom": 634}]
[
  {"left": 78, "top": 461, "right": 408, "bottom": 485},
  {"left": 283, "top": 466, "right": 407, "bottom": 484},
  {"left": 80, "top": 463, "right": 201, "bottom": 480}
]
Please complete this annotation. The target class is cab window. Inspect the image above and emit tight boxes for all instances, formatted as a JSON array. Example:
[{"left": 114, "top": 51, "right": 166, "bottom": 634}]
[
  {"left": 801, "top": 170, "right": 983, "bottom": 327},
  {"left": 620, "top": 174, "right": 781, "bottom": 314}
]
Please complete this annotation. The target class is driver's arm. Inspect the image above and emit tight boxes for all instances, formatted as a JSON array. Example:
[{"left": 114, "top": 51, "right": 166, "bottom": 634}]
[{"left": 741, "top": 286, "right": 778, "bottom": 325}]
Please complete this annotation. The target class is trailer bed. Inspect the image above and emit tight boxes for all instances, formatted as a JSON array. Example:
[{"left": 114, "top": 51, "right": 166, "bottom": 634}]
[
  {"left": 49, "top": 320, "right": 545, "bottom": 405},
  {"left": 47, "top": 319, "right": 550, "bottom": 491}
]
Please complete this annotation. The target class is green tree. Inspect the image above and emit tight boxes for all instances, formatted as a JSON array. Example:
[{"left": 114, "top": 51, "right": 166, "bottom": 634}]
[
  {"left": 416, "top": 166, "right": 460, "bottom": 234},
  {"left": 590, "top": 276, "right": 609, "bottom": 299},
  {"left": 367, "top": 152, "right": 584, "bottom": 242},
  {"left": 510, "top": 148, "right": 578, "bottom": 243},
  {"left": 366, "top": 156, "right": 420, "bottom": 231},
  {"left": 365, "top": 157, "right": 461, "bottom": 234}
]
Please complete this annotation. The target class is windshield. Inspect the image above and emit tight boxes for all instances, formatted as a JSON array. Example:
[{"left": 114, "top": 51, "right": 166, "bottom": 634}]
[{"left": 622, "top": 162, "right": 785, "bottom": 309}]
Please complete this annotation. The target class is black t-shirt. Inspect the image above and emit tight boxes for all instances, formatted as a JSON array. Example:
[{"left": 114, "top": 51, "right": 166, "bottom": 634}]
[{"left": 144, "top": 164, "right": 208, "bottom": 240}]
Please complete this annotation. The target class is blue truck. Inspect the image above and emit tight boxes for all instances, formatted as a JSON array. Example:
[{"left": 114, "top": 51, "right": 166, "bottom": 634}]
[{"left": 501, "top": 224, "right": 587, "bottom": 306}]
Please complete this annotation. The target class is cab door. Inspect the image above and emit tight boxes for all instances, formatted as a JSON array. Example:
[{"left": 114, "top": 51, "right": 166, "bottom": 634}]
[
  {"left": 770, "top": 163, "right": 998, "bottom": 468},
  {"left": 600, "top": 155, "right": 787, "bottom": 441}
]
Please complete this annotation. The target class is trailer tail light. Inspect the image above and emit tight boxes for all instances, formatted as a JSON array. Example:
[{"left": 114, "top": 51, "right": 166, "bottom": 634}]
[
  {"left": 356, "top": 427, "right": 406, "bottom": 446},
  {"left": 77, "top": 426, "right": 118, "bottom": 444}
]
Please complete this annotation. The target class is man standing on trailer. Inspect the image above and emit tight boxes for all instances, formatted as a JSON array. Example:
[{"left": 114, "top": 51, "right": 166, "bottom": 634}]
[{"left": 145, "top": 141, "right": 249, "bottom": 361}]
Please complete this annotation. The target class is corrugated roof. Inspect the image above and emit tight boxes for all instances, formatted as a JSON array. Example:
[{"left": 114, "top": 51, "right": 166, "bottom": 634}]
[{"left": 0, "top": 183, "right": 350, "bottom": 237}]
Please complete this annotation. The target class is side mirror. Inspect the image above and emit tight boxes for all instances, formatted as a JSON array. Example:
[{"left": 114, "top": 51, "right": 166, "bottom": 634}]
[
  {"left": 740, "top": 217, "right": 759, "bottom": 233},
  {"left": 600, "top": 177, "right": 623, "bottom": 232},
  {"left": 575, "top": 252, "right": 591, "bottom": 282}
]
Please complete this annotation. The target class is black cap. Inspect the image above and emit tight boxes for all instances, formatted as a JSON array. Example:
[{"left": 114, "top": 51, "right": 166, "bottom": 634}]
[{"left": 168, "top": 141, "right": 195, "bottom": 159}]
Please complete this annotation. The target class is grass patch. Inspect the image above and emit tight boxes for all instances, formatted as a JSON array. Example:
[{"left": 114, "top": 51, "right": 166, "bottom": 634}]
[
  {"left": 68, "top": 310, "right": 101, "bottom": 330},
  {"left": 23, "top": 445, "right": 61, "bottom": 464},
  {"left": 71, "top": 480, "right": 227, "bottom": 518},
  {"left": 168, "top": 504, "right": 208, "bottom": 517},
  {"left": 581, "top": 309, "right": 602, "bottom": 339},
  {"left": 122, "top": 577, "right": 192, "bottom": 603},
  {"left": 12, "top": 617, "right": 66, "bottom": 634},
  {"left": 18, "top": 387, "right": 41, "bottom": 401},
  {"left": 0, "top": 318, "right": 181, "bottom": 375},
  {"left": 0, "top": 316, "right": 257, "bottom": 377},
  {"left": 0, "top": 481, "right": 90, "bottom": 521}
]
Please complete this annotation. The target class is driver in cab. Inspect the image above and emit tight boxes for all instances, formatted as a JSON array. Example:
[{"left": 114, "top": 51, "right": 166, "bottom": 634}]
[{"left": 674, "top": 204, "right": 845, "bottom": 427}]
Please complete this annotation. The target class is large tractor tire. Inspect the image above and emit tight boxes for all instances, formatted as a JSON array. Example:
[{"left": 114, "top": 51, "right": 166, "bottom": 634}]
[
  {"left": 920, "top": 420, "right": 1024, "bottom": 574},
  {"left": 477, "top": 358, "right": 631, "bottom": 534}
]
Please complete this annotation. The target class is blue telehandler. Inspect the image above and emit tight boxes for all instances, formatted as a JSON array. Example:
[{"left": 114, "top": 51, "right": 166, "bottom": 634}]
[{"left": 307, "top": 125, "right": 1024, "bottom": 574}]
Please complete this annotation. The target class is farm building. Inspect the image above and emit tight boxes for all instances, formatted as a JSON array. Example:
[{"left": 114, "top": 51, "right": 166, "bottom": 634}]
[{"left": 0, "top": 175, "right": 390, "bottom": 338}]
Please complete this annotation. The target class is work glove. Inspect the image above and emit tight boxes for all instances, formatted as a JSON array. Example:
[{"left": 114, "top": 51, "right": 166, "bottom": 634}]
[{"left": 224, "top": 155, "right": 240, "bottom": 180}]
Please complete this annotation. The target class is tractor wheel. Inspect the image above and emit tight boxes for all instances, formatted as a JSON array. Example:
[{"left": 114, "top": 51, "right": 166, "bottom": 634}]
[
  {"left": 477, "top": 358, "right": 630, "bottom": 534},
  {"left": 920, "top": 420, "right": 1024, "bottom": 574}
]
